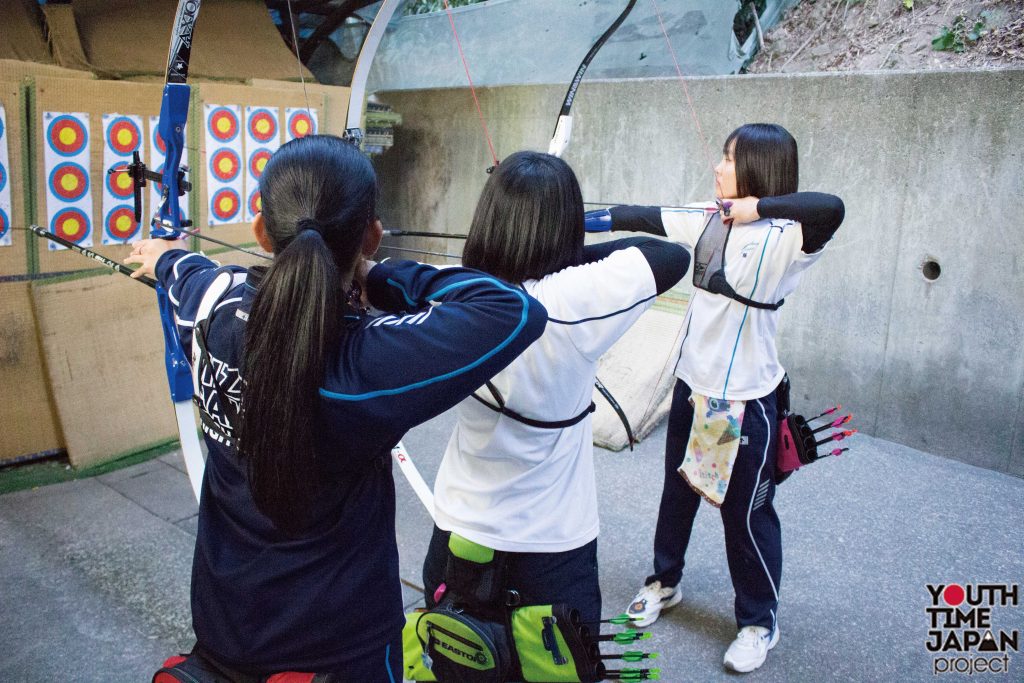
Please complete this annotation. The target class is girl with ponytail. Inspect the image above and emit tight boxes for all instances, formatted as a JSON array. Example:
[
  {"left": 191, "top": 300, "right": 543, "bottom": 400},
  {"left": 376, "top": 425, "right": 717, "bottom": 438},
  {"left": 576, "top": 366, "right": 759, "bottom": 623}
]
[{"left": 126, "top": 135, "right": 547, "bottom": 680}]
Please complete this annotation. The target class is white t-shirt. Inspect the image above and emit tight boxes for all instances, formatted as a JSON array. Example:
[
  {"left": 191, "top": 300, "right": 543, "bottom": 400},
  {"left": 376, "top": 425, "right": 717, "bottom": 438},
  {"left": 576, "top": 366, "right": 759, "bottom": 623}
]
[
  {"left": 662, "top": 204, "right": 825, "bottom": 401},
  {"left": 433, "top": 247, "right": 657, "bottom": 552}
]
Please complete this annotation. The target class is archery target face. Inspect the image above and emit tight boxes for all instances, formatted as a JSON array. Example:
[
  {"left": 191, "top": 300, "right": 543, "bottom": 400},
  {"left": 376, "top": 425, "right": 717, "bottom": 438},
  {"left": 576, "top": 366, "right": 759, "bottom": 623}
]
[
  {"left": 0, "top": 208, "right": 9, "bottom": 243},
  {"left": 47, "top": 114, "right": 89, "bottom": 157},
  {"left": 104, "top": 206, "right": 140, "bottom": 241},
  {"left": 0, "top": 163, "right": 6, "bottom": 194},
  {"left": 153, "top": 125, "right": 167, "bottom": 155},
  {"left": 248, "top": 149, "right": 272, "bottom": 179},
  {"left": 43, "top": 112, "right": 93, "bottom": 249},
  {"left": 204, "top": 104, "right": 243, "bottom": 226},
  {"left": 248, "top": 188, "right": 262, "bottom": 217},
  {"left": 52, "top": 207, "right": 91, "bottom": 243},
  {"left": 106, "top": 116, "right": 142, "bottom": 155},
  {"left": 49, "top": 162, "right": 90, "bottom": 202},
  {"left": 208, "top": 107, "right": 240, "bottom": 143},
  {"left": 101, "top": 114, "right": 146, "bottom": 245},
  {"left": 211, "top": 188, "right": 241, "bottom": 222},
  {"left": 211, "top": 148, "right": 242, "bottom": 182},
  {"left": 248, "top": 108, "right": 278, "bottom": 143},
  {"left": 287, "top": 110, "right": 316, "bottom": 139},
  {"left": 244, "top": 107, "right": 280, "bottom": 222},
  {"left": 105, "top": 167, "right": 134, "bottom": 199}
]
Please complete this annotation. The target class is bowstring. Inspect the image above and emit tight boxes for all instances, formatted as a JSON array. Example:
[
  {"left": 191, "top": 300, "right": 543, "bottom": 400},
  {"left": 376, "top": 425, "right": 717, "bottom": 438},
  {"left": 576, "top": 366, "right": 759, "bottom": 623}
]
[
  {"left": 441, "top": 0, "right": 500, "bottom": 169},
  {"left": 285, "top": 0, "right": 315, "bottom": 121},
  {"left": 632, "top": 0, "right": 724, "bottom": 433}
]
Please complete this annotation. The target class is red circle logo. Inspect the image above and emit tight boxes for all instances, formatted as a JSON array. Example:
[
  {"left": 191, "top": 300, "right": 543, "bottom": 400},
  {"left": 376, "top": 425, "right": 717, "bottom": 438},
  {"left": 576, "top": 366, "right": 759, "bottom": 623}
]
[{"left": 943, "top": 584, "right": 965, "bottom": 607}]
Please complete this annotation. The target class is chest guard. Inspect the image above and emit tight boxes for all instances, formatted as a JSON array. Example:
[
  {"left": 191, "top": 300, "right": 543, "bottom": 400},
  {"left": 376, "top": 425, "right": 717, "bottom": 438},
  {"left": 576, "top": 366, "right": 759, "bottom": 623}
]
[{"left": 692, "top": 211, "right": 784, "bottom": 311}]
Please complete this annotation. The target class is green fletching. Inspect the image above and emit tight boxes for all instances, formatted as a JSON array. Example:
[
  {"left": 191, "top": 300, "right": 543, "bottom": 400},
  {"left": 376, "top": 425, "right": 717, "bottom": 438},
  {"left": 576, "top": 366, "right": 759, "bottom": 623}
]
[{"left": 607, "top": 613, "right": 638, "bottom": 625}]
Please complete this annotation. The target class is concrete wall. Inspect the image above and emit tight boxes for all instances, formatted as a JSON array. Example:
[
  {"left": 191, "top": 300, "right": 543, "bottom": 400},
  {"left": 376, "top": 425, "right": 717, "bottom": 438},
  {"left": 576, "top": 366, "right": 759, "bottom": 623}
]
[{"left": 372, "top": 69, "right": 1024, "bottom": 477}]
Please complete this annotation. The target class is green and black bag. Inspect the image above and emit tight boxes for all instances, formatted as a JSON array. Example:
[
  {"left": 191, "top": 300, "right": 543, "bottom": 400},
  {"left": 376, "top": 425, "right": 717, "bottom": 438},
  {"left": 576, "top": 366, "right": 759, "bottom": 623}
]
[{"left": 403, "top": 534, "right": 657, "bottom": 682}]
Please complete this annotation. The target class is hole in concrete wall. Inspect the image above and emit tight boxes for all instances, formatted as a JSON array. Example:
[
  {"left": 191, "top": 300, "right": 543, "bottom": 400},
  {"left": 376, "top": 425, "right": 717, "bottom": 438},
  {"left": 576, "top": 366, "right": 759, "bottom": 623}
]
[{"left": 921, "top": 259, "right": 941, "bottom": 282}]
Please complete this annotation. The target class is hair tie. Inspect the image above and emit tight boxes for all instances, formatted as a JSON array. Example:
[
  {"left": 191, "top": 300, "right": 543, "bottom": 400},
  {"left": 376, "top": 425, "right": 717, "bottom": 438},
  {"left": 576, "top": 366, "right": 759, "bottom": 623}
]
[{"left": 297, "top": 217, "right": 322, "bottom": 235}]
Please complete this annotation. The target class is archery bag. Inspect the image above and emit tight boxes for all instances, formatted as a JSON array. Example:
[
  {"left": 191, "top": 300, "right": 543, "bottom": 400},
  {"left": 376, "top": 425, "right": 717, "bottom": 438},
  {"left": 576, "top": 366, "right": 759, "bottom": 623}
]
[{"left": 402, "top": 534, "right": 621, "bottom": 683}]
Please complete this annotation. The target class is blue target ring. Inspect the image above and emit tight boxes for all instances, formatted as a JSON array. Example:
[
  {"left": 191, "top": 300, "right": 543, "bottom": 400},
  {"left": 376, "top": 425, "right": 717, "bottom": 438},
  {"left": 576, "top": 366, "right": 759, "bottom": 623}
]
[{"left": 46, "top": 114, "right": 89, "bottom": 157}]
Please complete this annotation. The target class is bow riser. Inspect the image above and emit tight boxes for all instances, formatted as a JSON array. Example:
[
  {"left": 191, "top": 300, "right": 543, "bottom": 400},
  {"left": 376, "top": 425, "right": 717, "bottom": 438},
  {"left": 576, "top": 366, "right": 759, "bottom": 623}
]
[{"left": 153, "top": 83, "right": 191, "bottom": 237}]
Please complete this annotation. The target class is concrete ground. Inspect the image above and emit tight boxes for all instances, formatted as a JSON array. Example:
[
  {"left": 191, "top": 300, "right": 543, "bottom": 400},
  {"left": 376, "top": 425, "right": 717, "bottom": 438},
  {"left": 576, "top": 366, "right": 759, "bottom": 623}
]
[{"left": 1, "top": 410, "right": 1021, "bottom": 682}]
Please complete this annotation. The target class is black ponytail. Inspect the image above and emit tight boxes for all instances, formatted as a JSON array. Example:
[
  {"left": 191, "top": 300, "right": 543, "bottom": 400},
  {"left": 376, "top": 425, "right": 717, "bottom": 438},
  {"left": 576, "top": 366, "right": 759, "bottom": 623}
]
[{"left": 238, "top": 135, "right": 377, "bottom": 533}]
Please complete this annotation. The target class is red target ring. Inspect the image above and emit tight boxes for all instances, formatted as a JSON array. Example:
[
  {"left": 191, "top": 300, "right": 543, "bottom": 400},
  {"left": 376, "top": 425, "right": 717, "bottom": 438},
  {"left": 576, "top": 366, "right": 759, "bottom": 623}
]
[
  {"left": 210, "top": 149, "right": 241, "bottom": 182},
  {"left": 288, "top": 111, "right": 315, "bottom": 139},
  {"left": 0, "top": 208, "right": 9, "bottom": 241},
  {"left": 106, "top": 117, "right": 141, "bottom": 155},
  {"left": 106, "top": 166, "right": 135, "bottom": 199},
  {"left": 49, "top": 162, "right": 90, "bottom": 202},
  {"left": 208, "top": 107, "right": 240, "bottom": 143},
  {"left": 211, "top": 188, "right": 241, "bottom": 222},
  {"left": 248, "top": 189, "right": 262, "bottom": 217},
  {"left": 248, "top": 149, "right": 272, "bottom": 179},
  {"left": 248, "top": 109, "right": 278, "bottom": 143},
  {"left": 47, "top": 115, "right": 88, "bottom": 157},
  {"left": 52, "top": 207, "right": 91, "bottom": 243},
  {"left": 105, "top": 206, "right": 139, "bottom": 241},
  {"left": 153, "top": 127, "right": 167, "bottom": 155}
]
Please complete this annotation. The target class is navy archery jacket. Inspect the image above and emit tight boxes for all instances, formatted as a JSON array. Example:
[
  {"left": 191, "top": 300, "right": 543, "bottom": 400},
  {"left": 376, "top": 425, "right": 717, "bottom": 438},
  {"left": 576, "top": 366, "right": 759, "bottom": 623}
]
[{"left": 155, "top": 251, "right": 547, "bottom": 674}]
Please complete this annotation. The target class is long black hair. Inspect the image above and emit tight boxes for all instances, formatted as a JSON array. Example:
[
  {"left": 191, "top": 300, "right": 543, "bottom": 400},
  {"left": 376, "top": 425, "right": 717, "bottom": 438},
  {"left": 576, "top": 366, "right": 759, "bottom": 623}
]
[
  {"left": 238, "top": 135, "right": 376, "bottom": 532},
  {"left": 462, "top": 151, "right": 584, "bottom": 283},
  {"left": 725, "top": 123, "right": 799, "bottom": 198}
]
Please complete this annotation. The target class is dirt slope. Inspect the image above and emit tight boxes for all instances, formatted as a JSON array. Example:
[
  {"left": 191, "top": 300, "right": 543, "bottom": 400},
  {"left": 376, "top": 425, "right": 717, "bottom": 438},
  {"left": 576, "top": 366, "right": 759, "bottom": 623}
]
[{"left": 745, "top": 0, "right": 1023, "bottom": 73}]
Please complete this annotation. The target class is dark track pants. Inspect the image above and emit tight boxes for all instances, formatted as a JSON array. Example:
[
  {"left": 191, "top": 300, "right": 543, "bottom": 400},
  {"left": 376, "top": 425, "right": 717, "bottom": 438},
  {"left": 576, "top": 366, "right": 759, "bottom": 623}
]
[
  {"left": 423, "top": 525, "right": 602, "bottom": 625},
  {"left": 645, "top": 379, "right": 781, "bottom": 631}
]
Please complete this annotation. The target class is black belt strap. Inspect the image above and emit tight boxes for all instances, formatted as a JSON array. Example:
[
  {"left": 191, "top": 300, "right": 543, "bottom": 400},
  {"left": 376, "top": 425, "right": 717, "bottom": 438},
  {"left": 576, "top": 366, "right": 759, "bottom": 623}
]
[{"left": 471, "top": 381, "right": 595, "bottom": 430}]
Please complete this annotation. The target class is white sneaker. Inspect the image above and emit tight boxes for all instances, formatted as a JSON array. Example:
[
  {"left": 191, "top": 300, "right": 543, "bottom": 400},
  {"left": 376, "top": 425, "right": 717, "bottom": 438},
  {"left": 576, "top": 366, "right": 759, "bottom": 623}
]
[
  {"left": 723, "top": 625, "right": 780, "bottom": 673},
  {"left": 625, "top": 580, "right": 682, "bottom": 627}
]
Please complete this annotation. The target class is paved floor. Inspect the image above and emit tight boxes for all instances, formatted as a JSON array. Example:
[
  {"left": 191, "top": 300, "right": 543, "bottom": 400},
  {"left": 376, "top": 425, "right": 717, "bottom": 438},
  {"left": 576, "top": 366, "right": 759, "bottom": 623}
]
[{"left": 1, "top": 410, "right": 1021, "bottom": 682}]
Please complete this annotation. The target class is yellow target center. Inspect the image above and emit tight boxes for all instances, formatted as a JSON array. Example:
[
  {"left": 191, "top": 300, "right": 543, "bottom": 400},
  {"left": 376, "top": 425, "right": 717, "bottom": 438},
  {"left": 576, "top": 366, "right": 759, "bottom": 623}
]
[
  {"left": 63, "top": 218, "right": 81, "bottom": 236},
  {"left": 295, "top": 120, "right": 310, "bottom": 136},
  {"left": 219, "top": 196, "right": 234, "bottom": 212},
  {"left": 218, "top": 158, "right": 234, "bottom": 174},
  {"left": 116, "top": 129, "right": 133, "bottom": 147},
  {"left": 255, "top": 157, "right": 267, "bottom": 173},
  {"left": 217, "top": 118, "right": 232, "bottom": 134},
  {"left": 254, "top": 194, "right": 262, "bottom": 211},
  {"left": 256, "top": 120, "right": 271, "bottom": 135},
  {"left": 116, "top": 172, "right": 132, "bottom": 190},
  {"left": 60, "top": 174, "right": 79, "bottom": 192},
  {"left": 58, "top": 128, "right": 78, "bottom": 146},
  {"left": 115, "top": 215, "right": 132, "bottom": 232}
]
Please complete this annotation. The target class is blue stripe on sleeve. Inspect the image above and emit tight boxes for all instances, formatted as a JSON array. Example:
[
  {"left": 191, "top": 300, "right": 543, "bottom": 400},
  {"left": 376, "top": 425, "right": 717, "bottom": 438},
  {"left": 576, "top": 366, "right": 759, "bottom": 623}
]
[{"left": 320, "top": 277, "right": 532, "bottom": 401}]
